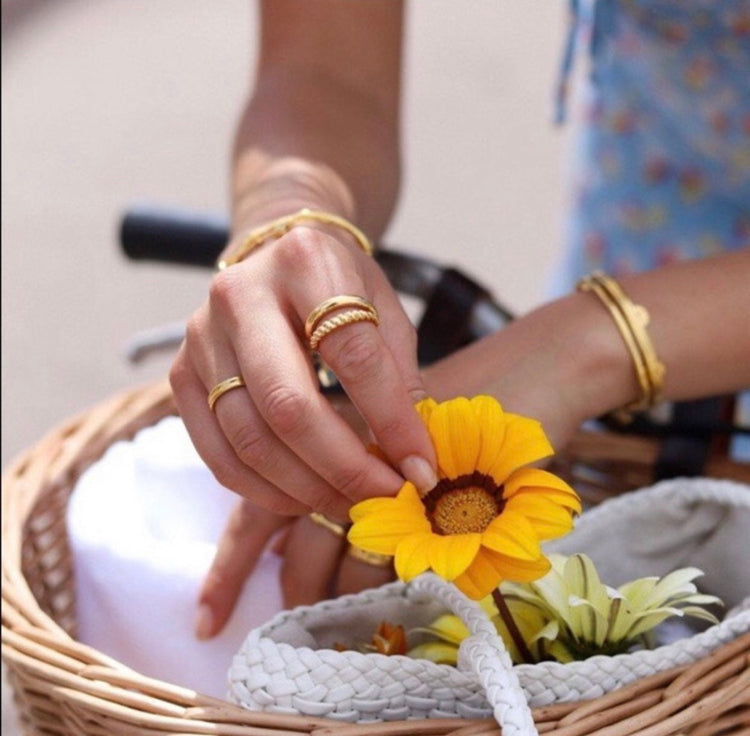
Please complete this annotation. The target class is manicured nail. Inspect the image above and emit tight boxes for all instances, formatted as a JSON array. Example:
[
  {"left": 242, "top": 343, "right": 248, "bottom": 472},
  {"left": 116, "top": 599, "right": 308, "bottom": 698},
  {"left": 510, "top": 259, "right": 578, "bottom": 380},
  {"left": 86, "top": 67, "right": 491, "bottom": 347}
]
[
  {"left": 195, "top": 604, "right": 214, "bottom": 640},
  {"left": 400, "top": 455, "right": 438, "bottom": 494}
]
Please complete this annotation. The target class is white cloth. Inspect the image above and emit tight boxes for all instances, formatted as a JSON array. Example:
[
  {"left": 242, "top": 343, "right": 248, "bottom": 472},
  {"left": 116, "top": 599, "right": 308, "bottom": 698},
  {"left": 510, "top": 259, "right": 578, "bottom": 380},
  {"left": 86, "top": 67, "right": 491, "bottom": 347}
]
[{"left": 67, "top": 416, "right": 284, "bottom": 697}]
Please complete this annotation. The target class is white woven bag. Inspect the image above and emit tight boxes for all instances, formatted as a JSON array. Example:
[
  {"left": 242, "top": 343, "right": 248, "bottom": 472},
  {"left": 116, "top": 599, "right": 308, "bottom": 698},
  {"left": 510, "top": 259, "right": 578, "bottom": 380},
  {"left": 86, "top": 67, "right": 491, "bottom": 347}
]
[{"left": 228, "top": 478, "right": 750, "bottom": 734}]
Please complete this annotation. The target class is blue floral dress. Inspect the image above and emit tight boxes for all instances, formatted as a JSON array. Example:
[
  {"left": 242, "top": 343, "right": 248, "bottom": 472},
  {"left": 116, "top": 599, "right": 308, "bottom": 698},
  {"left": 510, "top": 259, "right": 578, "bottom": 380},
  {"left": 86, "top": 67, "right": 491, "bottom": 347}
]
[{"left": 550, "top": 0, "right": 749, "bottom": 458}]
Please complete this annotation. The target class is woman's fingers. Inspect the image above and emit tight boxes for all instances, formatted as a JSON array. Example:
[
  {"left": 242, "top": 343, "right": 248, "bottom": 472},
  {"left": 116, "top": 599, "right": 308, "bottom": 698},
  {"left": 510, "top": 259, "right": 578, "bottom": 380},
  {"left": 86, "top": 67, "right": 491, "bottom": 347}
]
[
  {"left": 274, "top": 232, "right": 437, "bottom": 492},
  {"left": 279, "top": 514, "right": 349, "bottom": 607},
  {"left": 315, "top": 270, "right": 438, "bottom": 491},
  {"left": 170, "top": 348, "right": 310, "bottom": 515},
  {"left": 175, "top": 224, "right": 436, "bottom": 518},
  {"left": 196, "top": 500, "right": 290, "bottom": 639},
  {"left": 336, "top": 549, "right": 395, "bottom": 597}
]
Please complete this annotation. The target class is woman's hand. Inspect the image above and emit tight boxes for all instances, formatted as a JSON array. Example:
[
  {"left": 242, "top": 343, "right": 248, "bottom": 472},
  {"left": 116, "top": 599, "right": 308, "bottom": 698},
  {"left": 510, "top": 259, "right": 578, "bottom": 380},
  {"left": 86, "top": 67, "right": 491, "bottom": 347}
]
[
  {"left": 194, "top": 392, "right": 396, "bottom": 640},
  {"left": 195, "top": 500, "right": 395, "bottom": 639},
  {"left": 170, "top": 223, "right": 437, "bottom": 520}
]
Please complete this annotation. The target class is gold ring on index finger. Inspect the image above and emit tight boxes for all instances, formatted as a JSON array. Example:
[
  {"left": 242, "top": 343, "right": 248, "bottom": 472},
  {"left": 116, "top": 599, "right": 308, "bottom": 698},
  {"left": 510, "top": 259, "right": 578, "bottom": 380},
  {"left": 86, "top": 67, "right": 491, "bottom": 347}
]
[
  {"left": 305, "top": 295, "right": 378, "bottom": 339},
  {"left": 308, "top": 309, "right": 380, "bottom": 352}
]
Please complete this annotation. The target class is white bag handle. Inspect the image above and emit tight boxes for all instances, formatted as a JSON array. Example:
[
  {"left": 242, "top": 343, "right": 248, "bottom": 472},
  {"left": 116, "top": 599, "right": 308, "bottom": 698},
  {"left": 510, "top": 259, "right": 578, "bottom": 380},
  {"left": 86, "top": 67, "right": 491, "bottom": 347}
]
[{"left": 409, "top": 573, "right": 538, "bottom": 736}]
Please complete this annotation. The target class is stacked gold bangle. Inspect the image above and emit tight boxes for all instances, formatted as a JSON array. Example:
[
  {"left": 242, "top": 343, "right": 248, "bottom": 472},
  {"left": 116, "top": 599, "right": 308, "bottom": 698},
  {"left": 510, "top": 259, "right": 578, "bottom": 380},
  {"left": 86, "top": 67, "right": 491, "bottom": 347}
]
[
  {"left": 217, "top": 208, "right": 373, "bottom": 270},
  {"left": 577, "top": 271, "right": 666, "bottom": 421}
]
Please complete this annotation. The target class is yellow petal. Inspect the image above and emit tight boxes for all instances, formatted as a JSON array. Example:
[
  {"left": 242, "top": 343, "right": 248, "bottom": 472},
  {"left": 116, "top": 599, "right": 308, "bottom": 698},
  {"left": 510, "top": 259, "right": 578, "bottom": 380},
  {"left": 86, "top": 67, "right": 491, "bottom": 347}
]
[
  {"left": 349, "top": 482, "right": 425, "bottom": 522},
  {"left": 394, "top": 533, "right": 433, "bottom": 581},
  {"left": 503, "top": 468, "right": 582, "bottom": 514},
  {"left": 453, "top": 550, "right": 506, "bottom": 600},
  {"left": 348, "top": 487, "right": 431, "bottom": 555},
  {"left": 415, "top": 397, "right": 438, "bottom": 424},
  {"left": 481, "top": 510, "right": 543, "bottom": 560},
  {"left": 469, "top": 396, "right": 508, "bottom": 476},
  {"left": 505, "top": 493, "right": 576, "bottom": 540},
  {"left": 483, "top": 547, "right": 551, "bottom": 582},
  {"left": 428, "top": 397, "right": 482, "bottom": 477},
  {"left": 427, "top": 532, "right": 482, "bottom": 581},
  {"left": 421, "top": 614, "right": 471, "bottom": 644},
  {"left": 408, "top": 642, "right": 459, "bottom": 665},
  {"left": 484, "top": 413, "right": 554, "bottom": 482}
]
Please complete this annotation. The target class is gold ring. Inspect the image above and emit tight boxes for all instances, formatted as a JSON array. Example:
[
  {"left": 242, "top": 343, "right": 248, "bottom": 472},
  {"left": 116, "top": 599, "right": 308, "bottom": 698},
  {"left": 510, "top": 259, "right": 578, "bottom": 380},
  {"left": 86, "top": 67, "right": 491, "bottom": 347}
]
[
  {"left": 309, "top": 512, "right": 349, "bottom": 538},
  {"left": 309, "top": 309, "right": 380, "bottom": 352},
  {"left": 207, "top": 376, "right": 246, "bottom": 412},
  {"left": 346, "top": 546, "right": 393, "bottom": 568},
  {"left": 305, "top": 295, "right": 377, "bottom": 338}
]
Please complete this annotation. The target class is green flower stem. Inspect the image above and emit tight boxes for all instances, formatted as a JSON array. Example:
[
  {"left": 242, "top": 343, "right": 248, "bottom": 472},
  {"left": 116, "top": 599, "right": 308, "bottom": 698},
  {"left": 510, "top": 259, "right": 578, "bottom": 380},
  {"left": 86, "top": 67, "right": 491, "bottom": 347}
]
[{"left": 492, "top": 588, "right": 534, "bottom": 665}]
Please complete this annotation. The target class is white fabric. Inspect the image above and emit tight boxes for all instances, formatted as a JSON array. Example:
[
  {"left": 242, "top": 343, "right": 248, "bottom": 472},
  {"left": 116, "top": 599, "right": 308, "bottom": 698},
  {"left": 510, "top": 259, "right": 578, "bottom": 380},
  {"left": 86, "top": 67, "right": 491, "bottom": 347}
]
[{"left": 67, "top": 416, "right": 284, "bottom": 697}]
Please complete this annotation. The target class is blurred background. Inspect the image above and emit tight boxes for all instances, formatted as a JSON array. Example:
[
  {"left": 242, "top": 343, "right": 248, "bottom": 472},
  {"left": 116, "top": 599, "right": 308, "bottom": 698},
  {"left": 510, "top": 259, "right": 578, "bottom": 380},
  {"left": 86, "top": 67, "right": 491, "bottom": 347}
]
[{"left": 2, "top": 1, "right": 570, "bottom": 731}]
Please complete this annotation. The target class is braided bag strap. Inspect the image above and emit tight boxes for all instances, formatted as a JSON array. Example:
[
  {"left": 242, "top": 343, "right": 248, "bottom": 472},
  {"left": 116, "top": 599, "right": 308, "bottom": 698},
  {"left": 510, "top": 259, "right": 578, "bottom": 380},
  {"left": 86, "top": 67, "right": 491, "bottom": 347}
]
[{"left": 410, "top": 574, "right": 538, "bottom": 736}]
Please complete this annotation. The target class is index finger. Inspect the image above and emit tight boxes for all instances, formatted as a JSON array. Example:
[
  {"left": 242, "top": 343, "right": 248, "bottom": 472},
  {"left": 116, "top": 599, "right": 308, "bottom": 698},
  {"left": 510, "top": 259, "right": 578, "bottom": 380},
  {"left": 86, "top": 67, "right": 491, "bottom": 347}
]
[{"left": 301, "top": 273, "right": 438, "bottom": 492}]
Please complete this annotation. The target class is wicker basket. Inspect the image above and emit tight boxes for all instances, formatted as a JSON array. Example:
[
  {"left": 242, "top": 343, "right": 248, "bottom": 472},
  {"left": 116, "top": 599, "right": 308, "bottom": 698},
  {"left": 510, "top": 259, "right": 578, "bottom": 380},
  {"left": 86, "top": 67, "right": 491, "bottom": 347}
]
[{"left": 2, "top": 380, "right": 749, "bottom": 736}]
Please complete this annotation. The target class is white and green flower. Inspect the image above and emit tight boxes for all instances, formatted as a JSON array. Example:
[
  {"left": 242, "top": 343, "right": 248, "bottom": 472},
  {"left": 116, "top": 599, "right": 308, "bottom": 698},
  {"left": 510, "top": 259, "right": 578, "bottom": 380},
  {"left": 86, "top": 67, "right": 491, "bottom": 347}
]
[{"left": 409, "top": 553, "right": 723, "bottom": 664}]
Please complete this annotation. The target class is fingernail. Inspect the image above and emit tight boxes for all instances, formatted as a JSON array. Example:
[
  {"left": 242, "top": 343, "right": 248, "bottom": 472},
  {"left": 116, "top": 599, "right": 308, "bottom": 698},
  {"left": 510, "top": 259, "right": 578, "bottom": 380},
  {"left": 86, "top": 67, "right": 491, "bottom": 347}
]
[
  {"left": 400, "top": 455, "right": 438, "bottom": 494},
  {"left": 195, "top": 604, "right": 214, "bottom": 641}
]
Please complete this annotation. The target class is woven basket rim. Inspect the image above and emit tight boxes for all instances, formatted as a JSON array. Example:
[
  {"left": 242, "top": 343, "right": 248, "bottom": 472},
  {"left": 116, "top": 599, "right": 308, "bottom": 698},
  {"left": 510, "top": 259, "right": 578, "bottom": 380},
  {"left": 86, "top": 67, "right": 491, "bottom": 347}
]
[{"left": 2, "top": 379, "right": 749, "bottom": 736}]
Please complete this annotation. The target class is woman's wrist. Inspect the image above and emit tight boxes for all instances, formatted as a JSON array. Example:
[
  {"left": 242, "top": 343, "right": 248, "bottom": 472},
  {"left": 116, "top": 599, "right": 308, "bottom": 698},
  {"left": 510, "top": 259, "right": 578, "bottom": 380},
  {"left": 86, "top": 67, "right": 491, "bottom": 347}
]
[
  {"left": 554, "top": 290, "right": 645, "bottom": 423},
  {"left": 421, "top": 290, "right": 642, "bottom": 444}
]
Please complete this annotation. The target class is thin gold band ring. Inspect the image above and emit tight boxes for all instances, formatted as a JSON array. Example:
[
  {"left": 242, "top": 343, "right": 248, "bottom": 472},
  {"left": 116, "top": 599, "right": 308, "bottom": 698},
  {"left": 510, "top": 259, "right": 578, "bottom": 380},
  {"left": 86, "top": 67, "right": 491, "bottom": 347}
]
[
  {"left": 308, "top": 309, "right": 380, "bottom": 352},
  {"left": 308, "top": 512, "right": 349, "bottom": 538},
  {"left": 346, "top": 546, "right": 393, "bottom": 568},
  {"left": 305, "top": 295, "right": 377, "bottom": 338},
  {"left": 207, "top": 376, "right": 246, "bottom": 412}
]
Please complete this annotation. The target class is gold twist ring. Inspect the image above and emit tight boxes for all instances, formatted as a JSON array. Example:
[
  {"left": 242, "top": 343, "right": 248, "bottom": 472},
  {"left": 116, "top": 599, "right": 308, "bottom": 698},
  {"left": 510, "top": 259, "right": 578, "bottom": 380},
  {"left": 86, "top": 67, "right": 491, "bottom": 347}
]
[
  {"left": 346, "top": 546, "right": 393, "bottom": 568},
  {"left": 207, "top": 376, "right": 246, "bottom": 412},
  {"left": 309, "top": 309, "right": 380, "bottom": 352},
  {"left": 308, "top": 512, "right": 349, "bottom": 538},
  {"left": 305, "top": 295, "right": 377, "bottom": 339}
]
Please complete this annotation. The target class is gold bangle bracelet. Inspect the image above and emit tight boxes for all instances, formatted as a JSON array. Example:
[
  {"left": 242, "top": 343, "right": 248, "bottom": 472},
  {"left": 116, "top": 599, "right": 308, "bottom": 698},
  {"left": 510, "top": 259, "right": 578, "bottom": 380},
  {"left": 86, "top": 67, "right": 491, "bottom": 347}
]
[
  {"left": 590, "top": 273, "right": 666, "bottom": 406},
  {"left": 217, "top": 208, "right": 373, "bottom": 270},
  {"left": 577, "top": 271, "right": 665, "bottom": 419}
]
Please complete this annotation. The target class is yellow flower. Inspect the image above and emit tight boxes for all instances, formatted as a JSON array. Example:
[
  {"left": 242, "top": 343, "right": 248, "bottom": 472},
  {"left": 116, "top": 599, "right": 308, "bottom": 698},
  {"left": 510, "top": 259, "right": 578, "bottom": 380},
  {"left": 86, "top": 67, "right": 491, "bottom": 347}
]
[{"left": 348, "top": 396, "right": 581, "bottom": 600}]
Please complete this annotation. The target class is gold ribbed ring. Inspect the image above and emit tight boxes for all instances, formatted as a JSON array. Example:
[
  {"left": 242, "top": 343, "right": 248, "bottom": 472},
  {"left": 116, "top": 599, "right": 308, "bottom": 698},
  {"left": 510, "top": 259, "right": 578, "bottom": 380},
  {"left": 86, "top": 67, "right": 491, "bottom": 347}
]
[
  {"left": 346, "top": 546, "right": 393, "bottom": 568},
  {"left": 308, "top": 309, "right": 380, "bottom": 352},
  {"left": 207, "top": 376, "right": 246, "bottom": 412},
  {"left": 308, "top": 512, "right": 349, "bottom": 538},
  {"left": 305, "top": 295, "right": 377, "bottom": 339}
]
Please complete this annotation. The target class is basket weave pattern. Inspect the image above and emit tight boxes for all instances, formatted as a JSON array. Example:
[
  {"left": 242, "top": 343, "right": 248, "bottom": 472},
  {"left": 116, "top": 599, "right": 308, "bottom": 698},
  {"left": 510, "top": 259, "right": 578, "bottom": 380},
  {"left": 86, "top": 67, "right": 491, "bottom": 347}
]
[{"left": 3, "top": 381, "right": 749, "bottom": 735}]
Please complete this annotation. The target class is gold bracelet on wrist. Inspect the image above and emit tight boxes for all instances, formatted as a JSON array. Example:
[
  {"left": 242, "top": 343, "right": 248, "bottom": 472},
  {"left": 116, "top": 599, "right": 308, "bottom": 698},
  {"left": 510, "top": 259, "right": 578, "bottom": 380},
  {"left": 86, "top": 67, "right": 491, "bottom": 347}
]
[
  {"left": 577, "top": 271, "right": 666, "bottom": 422},
  {"left": 217, "top": 208, "right": 373, "bottom": 270}
]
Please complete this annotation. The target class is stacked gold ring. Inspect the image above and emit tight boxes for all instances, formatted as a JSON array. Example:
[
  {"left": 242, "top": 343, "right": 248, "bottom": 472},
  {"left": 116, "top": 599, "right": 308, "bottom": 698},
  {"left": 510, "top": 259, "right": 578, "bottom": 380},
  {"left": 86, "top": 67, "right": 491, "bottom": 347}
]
[
  {"left": 304, "top": 295, "right": 378, "bottom": 338},
  {"left": 309, "top": 310, "right": 380, "bottom": 352},
  {"left": 305, "top": 295, "right": 379, "bottom": 353}
]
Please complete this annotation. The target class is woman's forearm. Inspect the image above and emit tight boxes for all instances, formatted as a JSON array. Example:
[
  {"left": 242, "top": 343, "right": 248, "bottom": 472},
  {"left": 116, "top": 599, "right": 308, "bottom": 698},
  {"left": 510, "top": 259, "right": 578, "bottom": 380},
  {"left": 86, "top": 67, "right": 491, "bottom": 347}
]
[
  {"left": 424, "top": 248, "right": 750, "bottom": 446},
  {"left": 226, "top": 0, "right": 404, "bottom": 249}
]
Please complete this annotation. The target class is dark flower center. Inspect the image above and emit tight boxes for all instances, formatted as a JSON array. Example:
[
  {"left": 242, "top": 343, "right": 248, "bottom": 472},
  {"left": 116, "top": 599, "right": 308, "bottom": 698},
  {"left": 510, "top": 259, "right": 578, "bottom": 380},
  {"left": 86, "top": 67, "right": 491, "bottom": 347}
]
[{"left": 423, "top": 471, "right": 505, "bottom": 535}]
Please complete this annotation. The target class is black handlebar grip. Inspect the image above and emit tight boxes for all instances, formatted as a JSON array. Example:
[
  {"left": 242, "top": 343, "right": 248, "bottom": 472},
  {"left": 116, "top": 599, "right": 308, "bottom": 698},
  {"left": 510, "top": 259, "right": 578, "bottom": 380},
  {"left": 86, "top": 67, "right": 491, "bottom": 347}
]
[{"left": 120, "top": 206, "right": 230, "bottom": 267}]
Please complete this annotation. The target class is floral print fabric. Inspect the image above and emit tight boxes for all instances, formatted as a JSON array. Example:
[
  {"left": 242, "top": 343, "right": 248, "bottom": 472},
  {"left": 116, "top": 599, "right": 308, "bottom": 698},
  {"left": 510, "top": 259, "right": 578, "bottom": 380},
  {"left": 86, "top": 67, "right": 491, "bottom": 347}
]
[{"left": 551, "top": 0, "right": 749, "bottom": 457}]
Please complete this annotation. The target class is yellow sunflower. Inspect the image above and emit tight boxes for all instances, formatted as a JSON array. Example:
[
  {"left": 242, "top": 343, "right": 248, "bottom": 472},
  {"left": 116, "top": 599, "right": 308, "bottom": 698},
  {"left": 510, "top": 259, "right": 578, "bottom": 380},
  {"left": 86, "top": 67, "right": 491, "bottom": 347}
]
[{"left": 348, "top": 396, "right": 582, "bottom": 600}]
